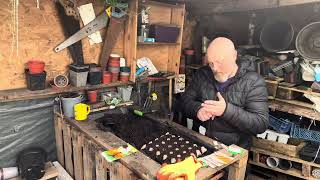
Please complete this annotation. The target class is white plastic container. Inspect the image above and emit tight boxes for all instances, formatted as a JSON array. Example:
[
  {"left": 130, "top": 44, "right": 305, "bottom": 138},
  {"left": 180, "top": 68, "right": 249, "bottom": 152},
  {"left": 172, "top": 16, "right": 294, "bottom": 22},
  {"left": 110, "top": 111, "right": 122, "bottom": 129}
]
[
  {"left": 278, "top": 133, "right": 290, "bottom": 144},
  {"left": 117, "top": 86, "right": 133, "bottom": 102},
  {"left": 257, "top": 131, "right": 268, "bottom": 139},
  {"left": 186, "top": 118, "right": 193, "bottom": 130},
  {"left": 266, "top": 130, "right": 278, "bottom": 141}
]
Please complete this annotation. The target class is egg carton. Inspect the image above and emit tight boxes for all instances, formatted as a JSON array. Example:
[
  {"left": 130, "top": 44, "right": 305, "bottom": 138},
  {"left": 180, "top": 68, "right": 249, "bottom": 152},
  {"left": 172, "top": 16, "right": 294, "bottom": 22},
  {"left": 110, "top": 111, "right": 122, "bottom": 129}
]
[{"left": 257, "top": 129, "right": 290, "bottom": 144}]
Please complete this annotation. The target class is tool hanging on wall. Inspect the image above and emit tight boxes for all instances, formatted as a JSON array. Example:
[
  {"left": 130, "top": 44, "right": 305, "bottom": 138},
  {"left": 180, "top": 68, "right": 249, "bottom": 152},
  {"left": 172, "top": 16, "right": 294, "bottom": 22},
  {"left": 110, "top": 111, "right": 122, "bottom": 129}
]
[
  {"left": 56, "top": 0, "right": 84, "bottom": 65},
  {"left": 54, "top": 3, "right": 128, "bottom": 53}
]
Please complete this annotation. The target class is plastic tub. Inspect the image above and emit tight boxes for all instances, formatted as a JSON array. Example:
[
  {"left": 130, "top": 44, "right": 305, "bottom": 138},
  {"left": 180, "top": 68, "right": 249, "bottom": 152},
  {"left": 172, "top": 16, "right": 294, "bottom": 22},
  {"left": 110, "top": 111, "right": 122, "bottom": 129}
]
[
  {"left": 278, "top": 133, "right": 290, "bottom": 144},
  {"left": 117, "top": 86, "right": 133, "bottom": 101},
  {"left": 257, "top": 131, "right": 268, "bottom": 139},
  {"left": 266, "top": 130, "right": 278, "bottom": 141}
]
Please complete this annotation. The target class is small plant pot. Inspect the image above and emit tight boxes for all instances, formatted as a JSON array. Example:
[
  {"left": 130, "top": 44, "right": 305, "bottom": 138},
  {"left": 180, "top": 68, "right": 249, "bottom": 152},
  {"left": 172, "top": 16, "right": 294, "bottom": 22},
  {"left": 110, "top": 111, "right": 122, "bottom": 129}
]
[
  {"left": 27, "top": 60, "right": 45, "bottom": 74},
  {"left": 103, "top": 72, "right": 112, "bottom": 84},
  {"left": 87, "top": 90, "right": 98, "bottom": 103},
  {"left": 25, "top": 69, "right": 46, "bottom": 91}
]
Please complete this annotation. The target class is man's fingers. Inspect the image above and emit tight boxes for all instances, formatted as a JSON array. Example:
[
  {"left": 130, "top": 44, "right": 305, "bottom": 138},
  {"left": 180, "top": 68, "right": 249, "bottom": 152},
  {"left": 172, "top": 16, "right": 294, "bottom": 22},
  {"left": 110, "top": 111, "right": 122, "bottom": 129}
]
[
  {"left": 202, "top": 103, "right": 218, "bottom": 109},
  {"left": 203, "top": 100, "right": 220, "bottom": 106},
  {"left": 199, "top": 112, "right": 207, "bottom": 121},
  {"left": 217, "top": 92, "right": 224, "bottom": 101},
  {"left": 203, "top": 100, "right": 216, "bottom": 105}
]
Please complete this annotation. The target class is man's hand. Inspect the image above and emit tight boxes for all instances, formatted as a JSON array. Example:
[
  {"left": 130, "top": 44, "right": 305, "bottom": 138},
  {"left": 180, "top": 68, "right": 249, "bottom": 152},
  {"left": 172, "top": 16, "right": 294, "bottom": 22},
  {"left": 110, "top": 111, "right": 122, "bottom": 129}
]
[
  {"left": 202, "top": 92, "right": 226, "bottom": 117},
  {"left": 197, "top": 107, "right": 214, "bottom": 121}
]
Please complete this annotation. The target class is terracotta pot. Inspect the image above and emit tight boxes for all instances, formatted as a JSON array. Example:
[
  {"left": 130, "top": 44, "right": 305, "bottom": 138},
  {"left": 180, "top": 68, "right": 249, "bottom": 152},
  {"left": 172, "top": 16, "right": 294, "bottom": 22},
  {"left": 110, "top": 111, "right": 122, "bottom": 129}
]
[{"left": 27, "top": 60, "right": 45, "bottom": 74}]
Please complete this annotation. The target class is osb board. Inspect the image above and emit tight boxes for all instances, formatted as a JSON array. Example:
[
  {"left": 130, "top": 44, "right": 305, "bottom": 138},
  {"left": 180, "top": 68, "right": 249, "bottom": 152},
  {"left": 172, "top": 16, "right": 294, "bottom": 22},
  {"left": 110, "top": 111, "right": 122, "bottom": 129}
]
[
  {"left": 0, "top": 1, "right": 124, "bottom": 90},
  {"left": 137, "top": 46, "right": 169, "bottom": 72}
]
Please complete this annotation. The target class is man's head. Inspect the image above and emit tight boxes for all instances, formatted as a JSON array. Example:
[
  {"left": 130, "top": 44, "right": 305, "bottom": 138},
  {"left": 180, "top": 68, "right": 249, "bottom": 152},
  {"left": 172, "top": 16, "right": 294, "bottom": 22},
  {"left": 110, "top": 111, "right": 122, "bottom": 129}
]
[{"left": 207, "top": 37, "right": 238, "bottom": 82}]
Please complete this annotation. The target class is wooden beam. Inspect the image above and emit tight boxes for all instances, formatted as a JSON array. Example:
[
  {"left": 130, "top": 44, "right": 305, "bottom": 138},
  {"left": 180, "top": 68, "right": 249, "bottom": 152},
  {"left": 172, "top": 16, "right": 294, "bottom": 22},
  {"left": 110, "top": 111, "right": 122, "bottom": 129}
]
[
  {"left": 124, "top": 0, "right": 138, "bottom": 82},
  {"left": 279, "top": 0, "right": 320, "bottom": 6},
  {"left": 99, "top": 17, "right": 126, "bottom": 71},
  {"left": 269, "top": 99, "right": 320, "bottom": 121},
  {"left": 0, "top": 82, "right": 133, "bottom": 103},
  {"left": 190, "top": 0, "right": 320, "bottom": 14}
]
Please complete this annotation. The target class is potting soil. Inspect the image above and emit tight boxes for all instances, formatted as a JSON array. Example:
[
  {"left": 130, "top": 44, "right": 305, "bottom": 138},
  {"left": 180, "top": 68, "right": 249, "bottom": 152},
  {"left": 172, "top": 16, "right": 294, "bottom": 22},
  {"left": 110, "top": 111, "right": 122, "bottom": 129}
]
[{"left": 96, "top": 113, "right": 214, "bottom": 164}]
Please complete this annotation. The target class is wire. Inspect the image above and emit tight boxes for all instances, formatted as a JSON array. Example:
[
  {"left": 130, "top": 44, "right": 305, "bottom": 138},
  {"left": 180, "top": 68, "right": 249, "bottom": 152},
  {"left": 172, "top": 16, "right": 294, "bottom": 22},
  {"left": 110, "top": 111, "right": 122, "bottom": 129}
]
[{"left": 313, "top": 144, "right": 320, "bottom": 163}]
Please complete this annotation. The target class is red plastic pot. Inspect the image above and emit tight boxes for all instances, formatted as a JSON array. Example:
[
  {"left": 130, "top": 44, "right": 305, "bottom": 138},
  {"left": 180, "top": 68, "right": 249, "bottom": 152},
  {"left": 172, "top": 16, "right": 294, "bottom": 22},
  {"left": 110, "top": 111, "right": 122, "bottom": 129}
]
[
  {"left": 111, "top": 72, "right": 119, "bottom": 82},
  {"left": 108, "top": 60, "right": 120, "bottom": 67},
  {"left": 87, "top": 90, "right": 98, "bottom": 103},
  {"left": 103, "top": 72, "right": 112, "bottom": 84},
  {"left": 27, "top": 60, "right": 45, "bottom": 74},
  {"left": 120, "top": 74, "right": 129, "bottom": 83}
]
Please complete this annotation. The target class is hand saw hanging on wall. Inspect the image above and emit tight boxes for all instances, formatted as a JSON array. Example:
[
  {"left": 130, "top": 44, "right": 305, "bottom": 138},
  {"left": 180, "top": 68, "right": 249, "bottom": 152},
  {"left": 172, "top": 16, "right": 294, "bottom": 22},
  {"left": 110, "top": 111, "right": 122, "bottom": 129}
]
[{"left": 54, "top": 2, "right": 128, "bottom": 53}]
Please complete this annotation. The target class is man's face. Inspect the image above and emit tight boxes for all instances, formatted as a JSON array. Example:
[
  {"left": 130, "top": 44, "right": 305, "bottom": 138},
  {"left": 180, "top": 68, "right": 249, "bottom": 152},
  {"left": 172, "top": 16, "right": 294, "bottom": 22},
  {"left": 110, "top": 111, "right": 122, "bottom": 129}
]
[{"left": 207, "top": 51, "right": 236, "bottom": 82}]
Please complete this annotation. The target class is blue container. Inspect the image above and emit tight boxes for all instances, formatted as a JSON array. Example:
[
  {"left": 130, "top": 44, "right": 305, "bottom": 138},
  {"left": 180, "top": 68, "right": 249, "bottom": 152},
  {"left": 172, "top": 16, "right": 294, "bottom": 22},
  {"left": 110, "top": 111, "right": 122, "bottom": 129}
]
[
  {"left": 269, "top": 115, "right": 292, "bottom": 133},
  {"left": 290, "top": 123, "right": 320, "bottom": 143}
]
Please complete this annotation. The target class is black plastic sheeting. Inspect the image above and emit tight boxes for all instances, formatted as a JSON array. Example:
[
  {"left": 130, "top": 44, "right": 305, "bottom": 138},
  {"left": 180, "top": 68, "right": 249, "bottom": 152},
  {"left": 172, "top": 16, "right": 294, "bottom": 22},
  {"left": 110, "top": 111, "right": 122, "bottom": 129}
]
[{"left": 0, "top": 98, "right": 56, "bottom": 167}]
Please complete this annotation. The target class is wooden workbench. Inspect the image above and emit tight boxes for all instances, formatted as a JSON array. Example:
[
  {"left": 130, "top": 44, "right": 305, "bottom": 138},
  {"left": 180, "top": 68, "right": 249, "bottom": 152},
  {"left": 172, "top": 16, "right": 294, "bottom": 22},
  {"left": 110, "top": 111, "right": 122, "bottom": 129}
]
[{"left": 54, "top": 105, "right": 248, "bottom": 180}]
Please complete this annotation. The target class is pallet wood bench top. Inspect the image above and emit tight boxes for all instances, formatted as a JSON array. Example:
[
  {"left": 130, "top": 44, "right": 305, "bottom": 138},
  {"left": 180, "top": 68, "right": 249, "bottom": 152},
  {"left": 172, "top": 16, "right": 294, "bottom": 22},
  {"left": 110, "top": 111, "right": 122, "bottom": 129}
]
[{"left": 55, "top": 110, "right": 248, "bottom": 180}]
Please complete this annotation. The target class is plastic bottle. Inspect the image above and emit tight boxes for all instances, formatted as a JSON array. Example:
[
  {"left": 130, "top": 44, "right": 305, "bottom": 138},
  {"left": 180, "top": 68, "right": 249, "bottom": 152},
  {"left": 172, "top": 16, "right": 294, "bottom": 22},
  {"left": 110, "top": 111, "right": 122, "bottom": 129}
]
[{"left": 315, "top": 64, "right": 320, "bottom": 82}]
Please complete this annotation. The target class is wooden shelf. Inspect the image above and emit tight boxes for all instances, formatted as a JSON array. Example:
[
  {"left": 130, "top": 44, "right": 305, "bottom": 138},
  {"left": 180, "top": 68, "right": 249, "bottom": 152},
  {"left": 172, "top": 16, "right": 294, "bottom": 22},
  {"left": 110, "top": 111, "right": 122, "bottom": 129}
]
[
  {"left": 268, "top": 99, "right": 320, "bottom": 121},
  {"left": 251, "top": 147, "right": 320, "bottom": 169},
  {"left": 249, "top": 161, "right": 314, "bottom": 179},
  {"left": 0, "top": 82, "right": 134, "bottom": 103},
  {"left": 138, "top": 42, "right": 180, "bottom": 45},
  {"left": 141, "top": 0, "right": 184, "bottom": 8}
]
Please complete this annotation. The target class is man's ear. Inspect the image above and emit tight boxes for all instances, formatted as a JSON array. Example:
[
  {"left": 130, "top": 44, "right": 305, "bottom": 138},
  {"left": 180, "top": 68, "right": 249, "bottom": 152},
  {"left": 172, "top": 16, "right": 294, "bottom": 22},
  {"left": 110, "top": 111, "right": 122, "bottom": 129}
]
[{"left": 233, "top": 50, "right": 238, "bottom": 61}]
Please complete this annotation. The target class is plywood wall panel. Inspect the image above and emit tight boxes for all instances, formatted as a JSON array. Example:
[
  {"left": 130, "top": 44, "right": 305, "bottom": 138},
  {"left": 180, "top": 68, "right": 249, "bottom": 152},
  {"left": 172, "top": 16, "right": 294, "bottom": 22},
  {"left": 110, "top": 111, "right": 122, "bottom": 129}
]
[
  {"left": 148, "top": 5, "right": 172, "bottom": 25},
  {"left": 137, "top": 46, "right": 169, "bottom": 72},
  {"left": 0, "top": 1, "right": 124, "bottom": 90}
]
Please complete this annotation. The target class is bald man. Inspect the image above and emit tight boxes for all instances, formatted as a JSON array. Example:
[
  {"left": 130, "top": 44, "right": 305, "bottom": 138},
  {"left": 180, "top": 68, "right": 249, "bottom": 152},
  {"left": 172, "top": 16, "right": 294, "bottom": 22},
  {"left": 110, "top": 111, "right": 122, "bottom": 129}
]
[{"left": 181, "top": 37, "right": 269, "bottom": 149}]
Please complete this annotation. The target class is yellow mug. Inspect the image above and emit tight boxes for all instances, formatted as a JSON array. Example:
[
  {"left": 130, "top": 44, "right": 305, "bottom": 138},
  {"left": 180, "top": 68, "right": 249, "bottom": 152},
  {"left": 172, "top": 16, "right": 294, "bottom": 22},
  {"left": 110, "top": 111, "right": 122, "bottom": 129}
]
[{"left": 74, "top": 103, "right": 90, "bottom": 121}]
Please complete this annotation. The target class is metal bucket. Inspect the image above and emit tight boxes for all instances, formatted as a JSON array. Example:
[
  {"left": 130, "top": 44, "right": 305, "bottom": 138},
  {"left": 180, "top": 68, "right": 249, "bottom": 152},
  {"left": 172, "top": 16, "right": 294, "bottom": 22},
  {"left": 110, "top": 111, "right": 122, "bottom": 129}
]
[{"left": 61, "top": 93, "right": 84, "bottom": 118}]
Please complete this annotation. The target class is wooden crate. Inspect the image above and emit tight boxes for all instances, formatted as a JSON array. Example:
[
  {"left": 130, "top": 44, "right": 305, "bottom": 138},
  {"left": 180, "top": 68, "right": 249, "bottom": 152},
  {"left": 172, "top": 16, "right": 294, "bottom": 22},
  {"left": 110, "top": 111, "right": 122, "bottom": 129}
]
[
  {"left": 250, "top": 147, "right": 320, "bottom": 180},
  {"left": 54, "top": 114, "right": 137, "bottom": 180},
  {"left": 276, "top": 86, "right": 300, "bottom": 100},
  {"left": 265, "top": 79, "right": 280, "bottom": 98},
  {"left": 252, "top": 137, "right": 306, "bottom": 158},
  {"left": 54, "top": 106, "right": 248, "bottom": 180}
]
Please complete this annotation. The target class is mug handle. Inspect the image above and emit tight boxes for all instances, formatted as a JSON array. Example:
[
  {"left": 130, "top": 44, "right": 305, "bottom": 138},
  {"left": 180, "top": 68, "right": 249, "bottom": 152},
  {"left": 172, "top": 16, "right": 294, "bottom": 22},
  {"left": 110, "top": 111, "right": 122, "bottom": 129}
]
[
  {"left": 79, "top": 94, "right": 86, "bottom": 102},
  {"left": 87, "top": 105, "right": 91, "bottom": 115}
]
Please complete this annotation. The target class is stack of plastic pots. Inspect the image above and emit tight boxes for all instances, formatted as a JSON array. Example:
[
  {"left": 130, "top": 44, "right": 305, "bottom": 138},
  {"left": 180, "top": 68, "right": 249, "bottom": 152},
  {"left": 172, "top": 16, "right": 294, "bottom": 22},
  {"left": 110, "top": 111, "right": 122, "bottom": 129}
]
[{"left": 108, "top": 54, "right": 120, "bottom": 82}]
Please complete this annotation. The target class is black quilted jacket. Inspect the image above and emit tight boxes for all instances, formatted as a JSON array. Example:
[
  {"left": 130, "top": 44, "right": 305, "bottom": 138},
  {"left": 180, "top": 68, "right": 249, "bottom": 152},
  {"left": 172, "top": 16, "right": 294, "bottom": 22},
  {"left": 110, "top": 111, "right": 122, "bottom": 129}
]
[{"left": 181, "top": 59, "right": 269, "bottom": 148}]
